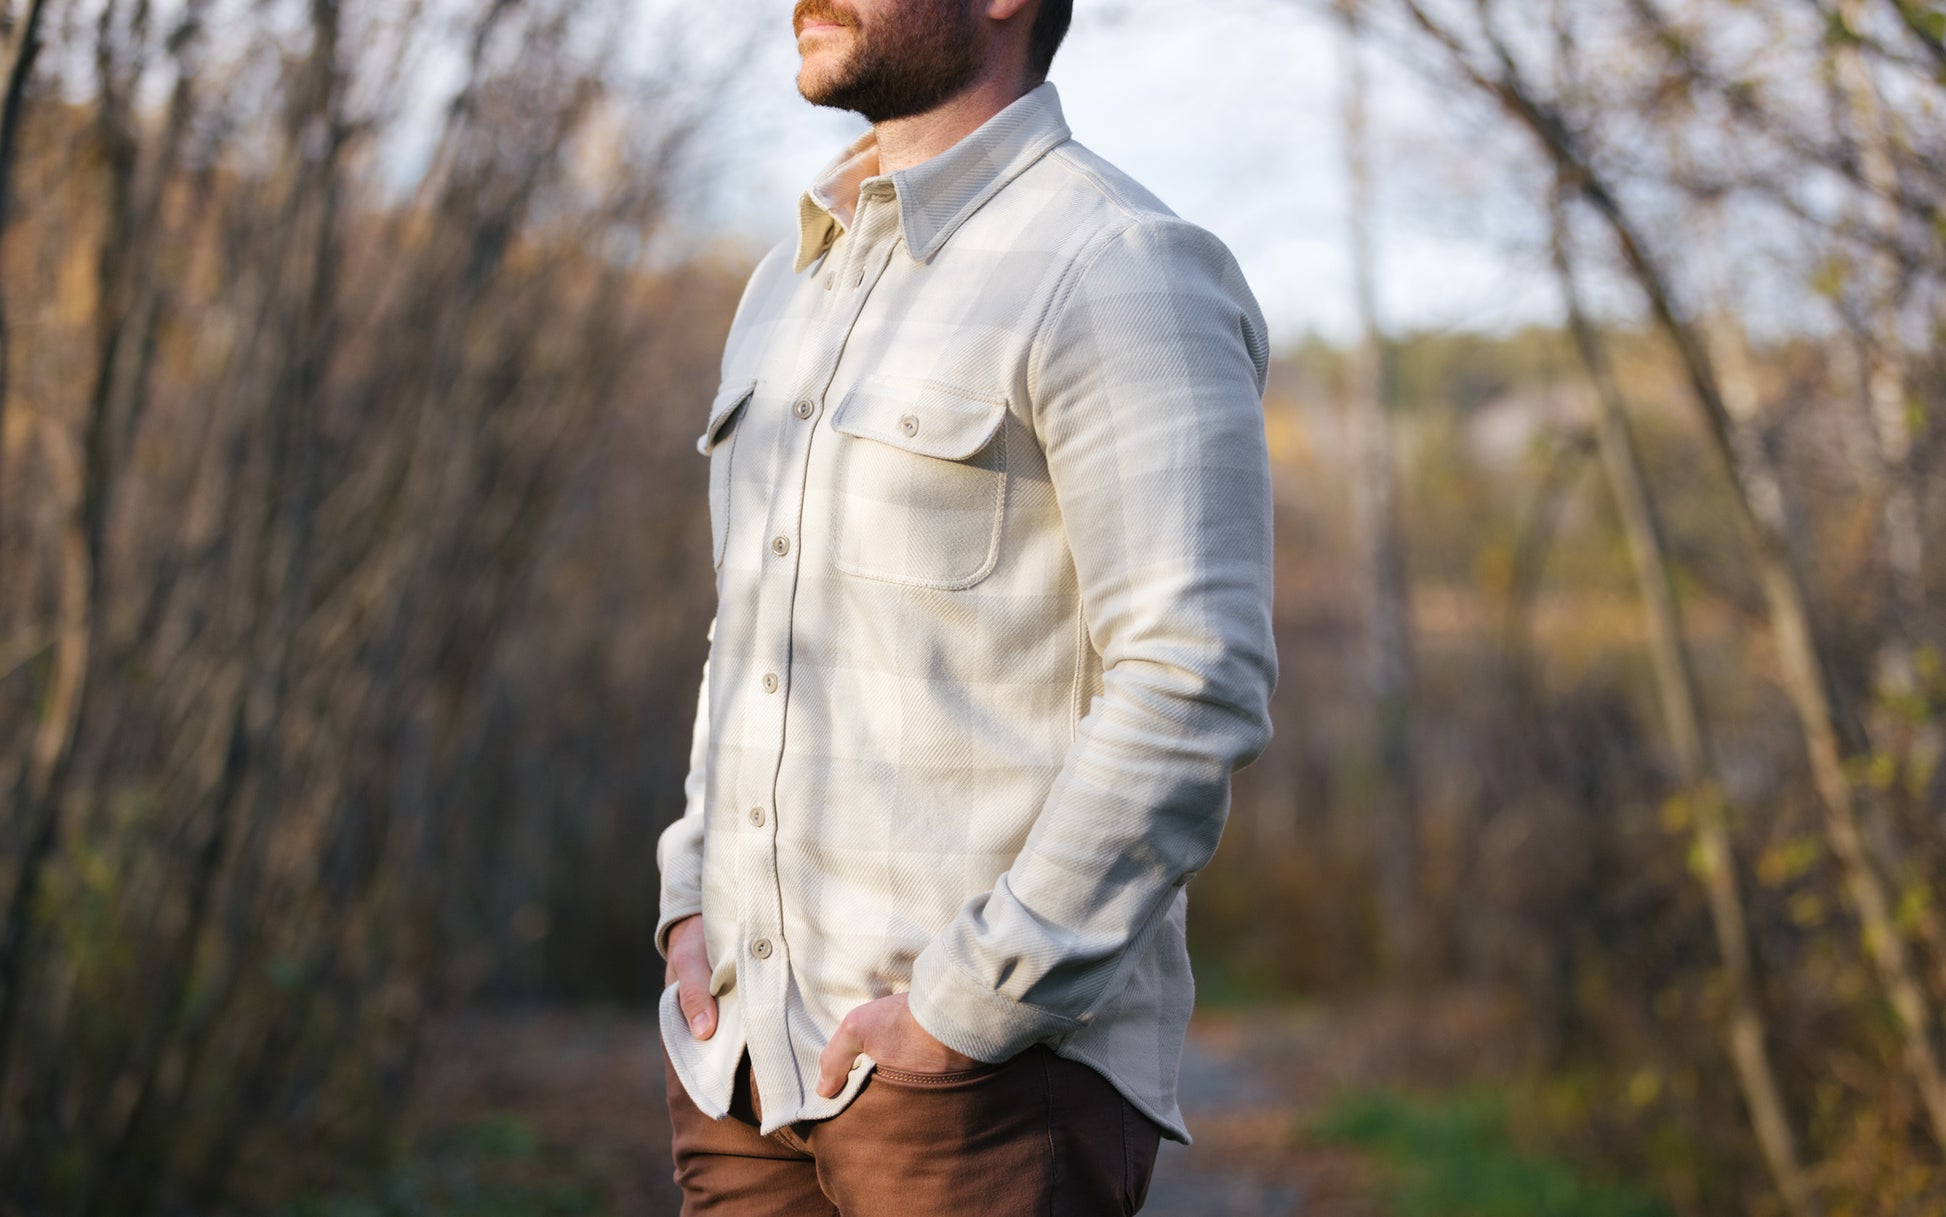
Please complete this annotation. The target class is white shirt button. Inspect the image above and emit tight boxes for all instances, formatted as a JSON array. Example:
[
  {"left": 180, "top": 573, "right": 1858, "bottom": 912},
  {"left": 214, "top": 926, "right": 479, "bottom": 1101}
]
[
  {"left": 762, "top": 673, "right": 779, "bottom": 693},
  {"left": 751, "top": 937, "right": 773, "bottom": 959},
  {"left": 771, "top": 535, "right": 791, "bottom": 556}
]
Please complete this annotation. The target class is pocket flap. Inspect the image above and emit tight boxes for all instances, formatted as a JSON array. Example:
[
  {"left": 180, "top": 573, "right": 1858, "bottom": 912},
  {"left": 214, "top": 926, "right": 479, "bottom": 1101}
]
[
  {"left": 829, "top": 377, "right": 1007, "bottom": 461},
  {"left": 695, "top": 379, "right": 757, "bottom": 455}
]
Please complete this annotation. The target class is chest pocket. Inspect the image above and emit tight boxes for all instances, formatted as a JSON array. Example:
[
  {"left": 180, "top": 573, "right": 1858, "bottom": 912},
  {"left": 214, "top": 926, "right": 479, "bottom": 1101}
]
[
  {"left": 826, "top": 375, "right": 1009, "bottom": 590},
  {"left": 697, "top": 378, "right": 756, "bottom": 571}
]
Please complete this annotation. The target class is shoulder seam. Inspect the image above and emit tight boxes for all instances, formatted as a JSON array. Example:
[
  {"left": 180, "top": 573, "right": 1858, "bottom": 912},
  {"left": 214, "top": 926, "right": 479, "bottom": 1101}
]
[
  {"left": 1024, "top": 214, "right": 1140, "bottom": 423},
  {"left": 1040, "top": 144, "right": 1159, "bottom": 227},
  {"left": 720, "top": 239, "right": 796, "bottom": 381}
]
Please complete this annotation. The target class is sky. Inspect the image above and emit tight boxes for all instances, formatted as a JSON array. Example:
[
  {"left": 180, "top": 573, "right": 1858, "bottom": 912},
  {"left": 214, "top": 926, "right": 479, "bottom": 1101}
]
[{"left": 658, "top": 0, "right": 1564, "bottom": 349}]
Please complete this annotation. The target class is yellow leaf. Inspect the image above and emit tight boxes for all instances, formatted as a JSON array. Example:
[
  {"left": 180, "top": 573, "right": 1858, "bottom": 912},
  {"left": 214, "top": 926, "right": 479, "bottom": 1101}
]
[
  {"left": 1626, "top": 1068, "right": 1662, "bottom": 1107},
  {"left": 1789, "top": 893, "right": 1825, "bottom": 927}
]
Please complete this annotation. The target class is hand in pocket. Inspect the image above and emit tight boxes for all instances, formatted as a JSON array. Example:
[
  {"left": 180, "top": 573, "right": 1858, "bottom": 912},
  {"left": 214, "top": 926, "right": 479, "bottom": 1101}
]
[
  {"left": 814, "top": 992, "right": 987, "bottom": 1097},
  {"left": 663, "top": 914, "right": 717, "bottom": 1040}
]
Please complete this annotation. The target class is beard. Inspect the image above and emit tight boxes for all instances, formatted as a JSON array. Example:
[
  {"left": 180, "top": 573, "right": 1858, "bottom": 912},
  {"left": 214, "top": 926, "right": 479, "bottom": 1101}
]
[{"left": 794, "top": 0, "right": 985, "bottom": 123}]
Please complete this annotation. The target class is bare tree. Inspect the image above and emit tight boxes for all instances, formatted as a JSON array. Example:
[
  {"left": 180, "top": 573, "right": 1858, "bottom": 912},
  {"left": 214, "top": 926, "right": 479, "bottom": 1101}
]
[
  {"left": 0, "top": 0, "right": 722, "bottom": 1207},
  {"left": 1549, "top": 176, "right": 1818, "bottom": 1217},
  {"left": 1378, "top": 0, "right": 1946, "bottom": 1156},
  {"left": 0, "top": 0, "right": 48, "bottom": 580},
  {"left": 1338, "top": 0, "right": 1422, "bottom": 978}
]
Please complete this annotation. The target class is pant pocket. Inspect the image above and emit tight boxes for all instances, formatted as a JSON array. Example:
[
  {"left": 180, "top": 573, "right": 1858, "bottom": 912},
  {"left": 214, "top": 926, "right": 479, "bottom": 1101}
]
[
  {"left": 868, "top": 1056, "right": 1011, "bottom": 1087},
  {"left": 1122, "top": 1099, "right": 1163, "bottom": 1214}
]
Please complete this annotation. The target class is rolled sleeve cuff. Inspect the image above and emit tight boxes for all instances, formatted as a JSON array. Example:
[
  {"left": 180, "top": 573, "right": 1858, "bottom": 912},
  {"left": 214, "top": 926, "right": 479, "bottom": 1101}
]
[
  {"left": 907, "top": 942, "right": 1087, "bottom": 1064},
  {"left": 654, "top": 901, "right": 703, "bottom": 964}
]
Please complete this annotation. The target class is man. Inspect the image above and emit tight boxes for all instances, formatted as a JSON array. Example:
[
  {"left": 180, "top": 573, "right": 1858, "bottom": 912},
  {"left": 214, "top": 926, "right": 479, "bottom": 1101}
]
[{"left": 655, "top": 0, "right": 1276, "bottom": 1210}]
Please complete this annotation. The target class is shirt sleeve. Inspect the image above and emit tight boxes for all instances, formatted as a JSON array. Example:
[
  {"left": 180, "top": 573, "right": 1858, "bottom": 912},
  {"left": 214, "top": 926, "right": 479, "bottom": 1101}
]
[
  {"left": 906, "top": 215, "right": 1278, "bottom": 1062},
  {"left": 654, "top": 617, "right": 714, "bottom": 963}
]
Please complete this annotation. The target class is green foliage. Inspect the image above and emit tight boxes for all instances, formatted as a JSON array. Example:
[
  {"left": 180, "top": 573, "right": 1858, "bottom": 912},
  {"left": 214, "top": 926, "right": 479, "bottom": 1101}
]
[
  {"left": 452, "top": 1114, "right": 543, "bottom": 1160},
  {"left": 1823, "top": 8, "right": 1863, "bottom": 45},
  {"left": 1916, "top": 3, "right": 1946, "bottom": 42},
  {"left": 1312, "top": 1087, "right": 1670, "bottom": 1217},
  {"left": 280, "top": 1115, "right": 614, "bottom": 1217}
]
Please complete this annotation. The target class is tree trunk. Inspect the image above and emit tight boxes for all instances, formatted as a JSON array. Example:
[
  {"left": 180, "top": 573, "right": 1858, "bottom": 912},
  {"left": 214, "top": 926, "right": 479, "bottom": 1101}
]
[
  {"left": 1550, "top": 184, "right": 1819, "bottom": 1217},
  {"left": 0, "top": 0, "right": 53, "bottom": 589},
  {"left": 1339, "top": 0, "right": 1421, "bottom": 980},
  {"left": 0, "top": 438, "right": 95, "bottom": 1122},
  {"left": 1834, "top": 0, "right": 1927, "bottom": 701}
]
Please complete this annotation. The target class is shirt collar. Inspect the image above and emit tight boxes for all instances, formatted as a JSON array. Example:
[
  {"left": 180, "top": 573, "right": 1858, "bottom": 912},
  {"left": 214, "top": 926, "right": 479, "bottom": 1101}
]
[{"left": 792, "top": 80, "right": 1072, "bottom": 274}]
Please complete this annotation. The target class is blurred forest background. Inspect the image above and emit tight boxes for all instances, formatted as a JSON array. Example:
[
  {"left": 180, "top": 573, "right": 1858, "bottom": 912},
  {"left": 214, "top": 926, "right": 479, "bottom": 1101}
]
[{"left": 1, "top": 0, "right": 1943, "bottom": 1214}]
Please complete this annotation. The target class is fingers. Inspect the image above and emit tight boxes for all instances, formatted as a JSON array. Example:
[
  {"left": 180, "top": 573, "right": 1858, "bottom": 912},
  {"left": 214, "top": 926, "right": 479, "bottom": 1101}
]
[
  {"left": 668, "top": 915, "right": 717, "bottom": 1040},
  {"left": 816, "top": 1010, "right": 866, "bottom": 1099}
]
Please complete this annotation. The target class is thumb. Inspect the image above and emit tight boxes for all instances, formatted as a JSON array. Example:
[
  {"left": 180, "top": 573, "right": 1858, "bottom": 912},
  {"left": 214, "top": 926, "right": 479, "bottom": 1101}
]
[
  {"left": 671, "top": 921, "right": 717, "bottom": 1040},
  {"left": 817, "top": 1014, "right": 865, "bottom": 1099},
  {"left": 677, "top": 962, "right": 717, "bottom": 1039}
]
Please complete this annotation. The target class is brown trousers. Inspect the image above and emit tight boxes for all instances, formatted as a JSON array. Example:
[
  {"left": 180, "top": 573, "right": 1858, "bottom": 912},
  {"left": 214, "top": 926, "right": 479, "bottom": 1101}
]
[{"left": 663, "top": 1039, "right": 1164, "bottom": 1216}]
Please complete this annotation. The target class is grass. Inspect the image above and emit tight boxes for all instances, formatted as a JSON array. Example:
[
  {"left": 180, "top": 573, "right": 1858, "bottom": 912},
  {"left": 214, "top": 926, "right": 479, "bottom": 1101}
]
[
  {"left": 278, "top": 1113, "right": 619, "bottom": 1217},
  {"left": 1311, "top": 1086, "right": 1669, "bottom": 1217}
]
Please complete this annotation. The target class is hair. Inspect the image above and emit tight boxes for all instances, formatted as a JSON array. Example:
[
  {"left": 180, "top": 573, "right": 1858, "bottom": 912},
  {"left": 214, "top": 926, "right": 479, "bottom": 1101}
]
[{"left": 1026, "top": 0, "right": 1072, "bottom": 81}]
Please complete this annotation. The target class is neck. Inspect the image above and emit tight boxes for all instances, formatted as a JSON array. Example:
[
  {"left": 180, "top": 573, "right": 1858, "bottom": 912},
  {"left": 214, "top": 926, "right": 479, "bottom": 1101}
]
[{"left": 872, "top": 67, "right": 1036, "bottom": 174}]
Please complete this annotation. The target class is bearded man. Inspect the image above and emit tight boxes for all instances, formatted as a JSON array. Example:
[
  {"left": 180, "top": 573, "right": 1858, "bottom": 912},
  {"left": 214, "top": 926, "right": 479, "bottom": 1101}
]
[{"left": 655, "top": 0, "right": 1276, "bottom": 1210}]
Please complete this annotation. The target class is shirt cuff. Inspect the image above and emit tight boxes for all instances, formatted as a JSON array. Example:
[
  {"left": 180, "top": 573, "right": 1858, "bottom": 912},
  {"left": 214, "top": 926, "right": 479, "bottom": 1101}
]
[
  {"left": 654, "top": 902, "right": 703, "bottom": 964},
  {"left": 906, "top": 940, "right": 1087, "bottom": 1063}
]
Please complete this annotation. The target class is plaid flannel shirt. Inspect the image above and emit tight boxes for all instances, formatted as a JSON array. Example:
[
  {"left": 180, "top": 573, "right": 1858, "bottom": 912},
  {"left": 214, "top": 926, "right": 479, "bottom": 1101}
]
[{"left": 655, "top": 80, "right": 1276, "bottom": 1145}]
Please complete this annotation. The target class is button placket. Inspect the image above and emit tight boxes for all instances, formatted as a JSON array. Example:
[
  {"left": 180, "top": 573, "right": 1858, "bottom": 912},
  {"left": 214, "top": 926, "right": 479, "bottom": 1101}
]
[{"left": 738, "top": 187, "right": 903, "bottom": 1127}]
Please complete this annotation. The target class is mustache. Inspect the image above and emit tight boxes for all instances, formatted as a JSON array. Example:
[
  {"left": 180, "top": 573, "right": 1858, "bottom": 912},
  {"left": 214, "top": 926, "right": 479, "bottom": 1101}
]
[{"left": 793, "top": 0, "right": 856, "bottom": 35}]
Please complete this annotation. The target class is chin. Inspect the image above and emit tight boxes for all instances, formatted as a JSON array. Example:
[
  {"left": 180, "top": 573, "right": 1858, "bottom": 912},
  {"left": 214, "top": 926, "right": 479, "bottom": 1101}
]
[{"left": 798, "top": 66, "right": 844, "bottom": 105}]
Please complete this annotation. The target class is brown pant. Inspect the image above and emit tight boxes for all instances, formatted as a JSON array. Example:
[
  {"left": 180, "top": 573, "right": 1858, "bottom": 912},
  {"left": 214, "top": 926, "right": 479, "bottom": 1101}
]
[{"left": 662, "top": 1039, "right": 1164, "bottom": 1216}]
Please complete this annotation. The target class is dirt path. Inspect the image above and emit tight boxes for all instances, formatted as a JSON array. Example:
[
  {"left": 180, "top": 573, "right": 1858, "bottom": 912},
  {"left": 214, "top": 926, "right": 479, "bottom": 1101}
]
[{"left": 405, "top": 990, "right": 1514, "bottom": 1215}]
